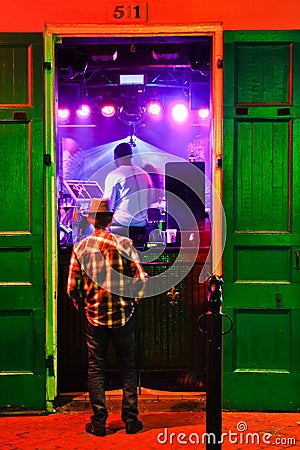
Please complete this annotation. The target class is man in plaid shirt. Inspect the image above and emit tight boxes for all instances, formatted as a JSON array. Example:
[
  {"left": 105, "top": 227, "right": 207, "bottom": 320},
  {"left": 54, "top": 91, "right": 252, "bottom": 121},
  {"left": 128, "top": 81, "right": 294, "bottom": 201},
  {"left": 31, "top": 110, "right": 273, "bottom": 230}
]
[{"left": 67, "top": 198, "right": 146, "bottom": 436}]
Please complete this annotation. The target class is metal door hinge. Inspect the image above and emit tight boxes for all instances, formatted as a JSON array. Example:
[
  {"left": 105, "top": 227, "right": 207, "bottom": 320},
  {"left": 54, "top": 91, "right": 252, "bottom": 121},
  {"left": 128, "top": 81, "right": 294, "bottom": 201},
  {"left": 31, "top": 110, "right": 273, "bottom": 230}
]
[
  {"left": 46, "top": 355, "right": 54, "bottom": 377},
  {"left": 44, "top": 61, "right": 51, "bottom": 71},
  {"left": 44, "top": 154, "right": 51, "bottom": 166},
  {"left": 295, "top": 251, "right": 300, "bottom": 269},
  {"left": 217, "top": 59, "right": 224, "bottom": 69}
]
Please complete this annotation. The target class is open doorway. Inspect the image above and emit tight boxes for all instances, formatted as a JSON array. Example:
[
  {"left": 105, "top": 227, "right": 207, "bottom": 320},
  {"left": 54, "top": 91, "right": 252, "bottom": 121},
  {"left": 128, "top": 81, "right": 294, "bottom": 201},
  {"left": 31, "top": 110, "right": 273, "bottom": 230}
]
[{"left": 54, "top": 32, "right": 215, "bottom": 394}]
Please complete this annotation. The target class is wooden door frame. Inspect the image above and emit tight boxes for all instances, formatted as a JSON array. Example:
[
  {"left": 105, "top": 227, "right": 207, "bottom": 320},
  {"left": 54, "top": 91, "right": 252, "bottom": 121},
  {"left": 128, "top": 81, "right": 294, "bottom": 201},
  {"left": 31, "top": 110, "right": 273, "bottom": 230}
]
[{"left": 44, "top": 23, "right": 224, "bottom": 410}]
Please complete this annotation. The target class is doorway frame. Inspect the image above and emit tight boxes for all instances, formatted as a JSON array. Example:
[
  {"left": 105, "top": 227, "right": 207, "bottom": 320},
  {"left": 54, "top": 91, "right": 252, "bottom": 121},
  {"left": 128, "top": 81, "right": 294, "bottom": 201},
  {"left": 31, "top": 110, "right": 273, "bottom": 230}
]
[{"left": 44, "top": 22, "right": 224, "bottom": 410}]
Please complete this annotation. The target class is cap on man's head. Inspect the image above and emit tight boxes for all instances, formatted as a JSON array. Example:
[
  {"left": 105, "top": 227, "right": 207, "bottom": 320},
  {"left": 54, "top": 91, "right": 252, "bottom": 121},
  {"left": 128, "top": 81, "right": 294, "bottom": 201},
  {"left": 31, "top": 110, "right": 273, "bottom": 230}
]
[
  {"left": 114, "top": 142, "right": 132, "bottom": 160},
  {"left": 88, "top": 198, "right": 113, "bottom": 215}
]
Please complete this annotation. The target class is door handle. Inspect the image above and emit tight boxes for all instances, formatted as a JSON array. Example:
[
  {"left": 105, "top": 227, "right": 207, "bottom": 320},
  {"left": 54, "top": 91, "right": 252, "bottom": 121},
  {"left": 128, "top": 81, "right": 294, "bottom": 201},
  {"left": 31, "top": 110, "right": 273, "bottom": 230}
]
[{"left": 296, "top": 251, "right": 300, "bottom": 269}]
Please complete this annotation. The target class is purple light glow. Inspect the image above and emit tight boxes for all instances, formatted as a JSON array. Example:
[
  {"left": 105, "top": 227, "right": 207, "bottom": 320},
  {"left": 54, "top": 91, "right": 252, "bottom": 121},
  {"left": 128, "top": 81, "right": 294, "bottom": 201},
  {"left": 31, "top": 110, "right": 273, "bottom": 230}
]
[
  {"left": 76, "top": 104, "right": 91, "bottom": 118},
  {"left": 58, "top": 108, "right": 70, "bottom": 120},
  {"left": 171, "top": 103, "right": 189, "bottom": 123},
  {"left": 147, "top": 101, "right": 162, "bottom": 117},
  {"left": 101, "top": 105, "right": 116, "bottom": 118},
  {"left": 198, "top": 108, "right": 210, "bottom": 120}
]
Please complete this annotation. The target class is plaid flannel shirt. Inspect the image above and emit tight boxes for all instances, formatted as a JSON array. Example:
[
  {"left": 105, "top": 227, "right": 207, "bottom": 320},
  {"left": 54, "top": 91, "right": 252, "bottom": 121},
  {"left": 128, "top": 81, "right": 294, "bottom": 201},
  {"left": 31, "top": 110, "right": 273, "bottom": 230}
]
[{"left": 67, "top": 229, "right": 146, "bottom": 328}]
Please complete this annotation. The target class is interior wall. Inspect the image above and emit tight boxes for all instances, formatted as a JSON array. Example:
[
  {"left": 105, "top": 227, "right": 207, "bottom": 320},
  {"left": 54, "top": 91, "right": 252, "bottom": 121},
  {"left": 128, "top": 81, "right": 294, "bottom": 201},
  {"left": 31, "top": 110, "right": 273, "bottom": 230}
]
[{"left": 1, "top": 0, "right": 299, "bottom": 32}]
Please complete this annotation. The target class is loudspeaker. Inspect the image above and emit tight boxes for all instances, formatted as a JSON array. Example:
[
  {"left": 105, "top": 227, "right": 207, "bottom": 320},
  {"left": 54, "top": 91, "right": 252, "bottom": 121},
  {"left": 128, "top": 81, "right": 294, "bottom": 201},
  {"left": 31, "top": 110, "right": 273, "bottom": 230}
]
[
  {"left": 190, "top": 81, "right": 210, "bottom": 110},
  {"left": 165, "top": 162, "right": 205, "bottom": 231},
  {"left": 188, "top": 44, "right": 211, "bottom": 71},
  {"left": 58, "top": 83, "right": 81, "bottom": 109}
]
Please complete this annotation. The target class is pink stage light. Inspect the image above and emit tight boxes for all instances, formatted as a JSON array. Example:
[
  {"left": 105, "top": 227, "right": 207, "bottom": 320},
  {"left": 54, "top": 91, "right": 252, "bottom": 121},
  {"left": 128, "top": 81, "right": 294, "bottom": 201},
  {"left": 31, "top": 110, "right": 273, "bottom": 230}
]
[
  {"left": 171, "top": 103, "right": 189, "bottom": 123},
  {"left": 58, "top": 108, "right": 70, "bottom": 120},
  {"left": 147, "top": 101, "right": 162, "bottom": 117},
  {"left": 198, "top": 108, "right": 210, "bottom": 120},
  {"left": 101, "top": 105, "right": 116, "bottom": 118},
  {"left": 76, "top": 104, "right": 91, "bottom": 118}
]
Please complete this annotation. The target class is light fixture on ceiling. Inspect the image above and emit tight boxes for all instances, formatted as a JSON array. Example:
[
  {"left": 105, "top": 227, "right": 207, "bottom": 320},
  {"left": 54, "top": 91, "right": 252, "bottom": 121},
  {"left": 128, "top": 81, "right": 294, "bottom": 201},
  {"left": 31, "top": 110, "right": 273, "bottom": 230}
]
[
  {"left": 117, "top": 101, "right": 146, "bottom": 125},
  {"left": 101, "top": 104, "right": 116, "bottom": 118},
  {"left": 76, "top": 104, "right": 91, "bottom": 118},
  {"left": 171, "top": 102, "right": 189, "bottom": 124},
  {"left": 197, "top": 108, "right": 210, "bottom": 120},
  {"left": 147, "top": 100, "right": 163, "bottom": 117},
  {"left": 58, "top": 108, "right": 70, "bottom": 120}
]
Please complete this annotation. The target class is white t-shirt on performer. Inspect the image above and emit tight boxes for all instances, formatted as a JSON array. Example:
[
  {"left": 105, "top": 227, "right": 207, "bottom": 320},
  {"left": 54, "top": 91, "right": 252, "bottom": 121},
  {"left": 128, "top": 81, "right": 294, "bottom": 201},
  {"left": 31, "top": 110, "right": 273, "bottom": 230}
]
[{"left": 104, "top": 165, "right": 153, "bottom": 228}]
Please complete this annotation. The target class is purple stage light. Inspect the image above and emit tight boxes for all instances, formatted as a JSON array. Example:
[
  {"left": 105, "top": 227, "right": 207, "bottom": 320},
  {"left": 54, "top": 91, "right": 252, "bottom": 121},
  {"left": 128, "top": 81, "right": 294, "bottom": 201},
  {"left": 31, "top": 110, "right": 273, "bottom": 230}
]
[
  {"left": 58, "top": 108, "right": 70, "bottom": 120},
  {"left": 76, "top": 104, "right": 91, "bottom": 118},
  {"left": 101, "top": 105, "right": 116, "bottom": 118},
  {"left": 147, "top": 101, "right": 162, "bottom": 117},
  {"left": 198, "top": 108, "right": 210, "bottom": 120},
  {"left": 171, "top": 103, "right": 189, "bottom": 123}
]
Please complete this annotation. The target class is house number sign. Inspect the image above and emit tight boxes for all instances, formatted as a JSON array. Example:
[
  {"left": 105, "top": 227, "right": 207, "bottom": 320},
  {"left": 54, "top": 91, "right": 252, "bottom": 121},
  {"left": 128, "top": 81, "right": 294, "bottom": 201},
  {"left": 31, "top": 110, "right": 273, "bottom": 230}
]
[{"left": 107, "top": 2, "right": 149, "bottom": 22}]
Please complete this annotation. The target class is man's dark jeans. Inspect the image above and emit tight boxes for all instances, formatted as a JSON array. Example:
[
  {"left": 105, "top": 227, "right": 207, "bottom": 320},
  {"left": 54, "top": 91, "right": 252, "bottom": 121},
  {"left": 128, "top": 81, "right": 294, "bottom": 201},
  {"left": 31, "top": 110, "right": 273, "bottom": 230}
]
[{"left": 86, "top": 315, "right": 138, "bottom": 427}]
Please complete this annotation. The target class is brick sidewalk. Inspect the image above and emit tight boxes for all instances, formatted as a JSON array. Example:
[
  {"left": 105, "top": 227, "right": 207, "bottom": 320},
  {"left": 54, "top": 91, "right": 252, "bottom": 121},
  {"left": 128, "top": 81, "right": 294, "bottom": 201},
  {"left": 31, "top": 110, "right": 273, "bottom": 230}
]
[{"left": 1, "top": 411, "right": 300, "bottom": 449}]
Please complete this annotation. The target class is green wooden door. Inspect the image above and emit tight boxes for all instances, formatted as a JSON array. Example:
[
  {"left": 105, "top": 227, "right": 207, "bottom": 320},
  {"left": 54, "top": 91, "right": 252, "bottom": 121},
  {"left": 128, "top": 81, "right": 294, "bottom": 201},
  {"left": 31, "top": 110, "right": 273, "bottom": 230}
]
[
  {"left": 0, "top": 34, "right": 45, "bottom": 410},
  {"left": 223, "top": 31, "right": 300, "bottom": 410}
]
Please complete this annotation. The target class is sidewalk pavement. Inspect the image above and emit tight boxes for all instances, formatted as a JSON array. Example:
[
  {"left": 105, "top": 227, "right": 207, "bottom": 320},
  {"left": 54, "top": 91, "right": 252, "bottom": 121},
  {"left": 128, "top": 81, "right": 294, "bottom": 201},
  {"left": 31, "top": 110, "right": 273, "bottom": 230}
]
[{"left": 1, "top": 390, "right": 300, "bottom": 449}]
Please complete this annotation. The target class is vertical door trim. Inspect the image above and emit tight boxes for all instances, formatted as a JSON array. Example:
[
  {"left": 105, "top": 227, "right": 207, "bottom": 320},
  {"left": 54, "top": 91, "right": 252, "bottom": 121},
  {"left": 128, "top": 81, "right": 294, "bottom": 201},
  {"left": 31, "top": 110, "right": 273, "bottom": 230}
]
[{"left": 44, "top": 29, "right": 58, "bottom": 411}]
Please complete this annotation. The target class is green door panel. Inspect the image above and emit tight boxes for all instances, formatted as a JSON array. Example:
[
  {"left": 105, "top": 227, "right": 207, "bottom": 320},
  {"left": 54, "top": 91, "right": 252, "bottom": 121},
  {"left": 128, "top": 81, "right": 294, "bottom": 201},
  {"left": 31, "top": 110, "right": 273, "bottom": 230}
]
[
  {"left": 223, "top": 31, "right": 300, "bottom": 411},
  {"left": 235, "top": 42, "right": 291, "bottom": 105},
  {"left": 0, "top": 33, "right": 45, "bottom": 410},
  {"left": 235, "top": 120, "right": 290, "bottom": 232}
]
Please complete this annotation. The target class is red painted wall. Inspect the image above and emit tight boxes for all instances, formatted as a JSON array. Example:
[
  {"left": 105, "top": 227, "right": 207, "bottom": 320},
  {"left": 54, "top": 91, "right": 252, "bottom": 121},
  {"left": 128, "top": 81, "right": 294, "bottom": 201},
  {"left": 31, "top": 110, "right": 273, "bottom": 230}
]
[{"left": 1, "top": 0, "right": 299, "bottom": 32}]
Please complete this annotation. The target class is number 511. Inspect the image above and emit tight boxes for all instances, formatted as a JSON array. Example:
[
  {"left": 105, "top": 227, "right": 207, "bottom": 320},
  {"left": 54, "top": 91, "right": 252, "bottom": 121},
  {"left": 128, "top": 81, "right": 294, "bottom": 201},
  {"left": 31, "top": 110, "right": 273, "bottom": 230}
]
[{"left": 113, "top": 4, "right": 143, "bottom": 19}]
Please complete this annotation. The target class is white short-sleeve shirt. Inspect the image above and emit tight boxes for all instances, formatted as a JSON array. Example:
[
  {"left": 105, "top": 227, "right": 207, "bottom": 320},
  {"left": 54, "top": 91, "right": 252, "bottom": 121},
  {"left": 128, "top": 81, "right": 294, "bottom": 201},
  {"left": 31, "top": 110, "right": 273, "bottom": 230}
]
[{"left": 104, "top": 164, "right": 153, "bottom": 227}]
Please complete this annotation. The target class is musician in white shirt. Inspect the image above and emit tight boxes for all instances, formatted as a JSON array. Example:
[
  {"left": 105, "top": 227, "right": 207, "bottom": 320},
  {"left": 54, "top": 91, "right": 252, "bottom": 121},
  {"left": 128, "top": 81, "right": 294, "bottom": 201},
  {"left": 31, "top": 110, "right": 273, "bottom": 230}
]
[{"left": 104, "top": 142, "right": 153, "bottom": 246}]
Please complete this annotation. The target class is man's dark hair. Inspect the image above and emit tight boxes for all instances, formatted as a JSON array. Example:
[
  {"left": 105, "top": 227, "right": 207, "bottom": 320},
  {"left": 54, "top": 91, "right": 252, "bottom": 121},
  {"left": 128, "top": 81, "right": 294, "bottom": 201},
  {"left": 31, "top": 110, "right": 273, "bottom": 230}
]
[
  {"left": 90, "top": 212, "right": 113, "bottom": 229},
  {"left": 114, "top": 142, "right": 132, "bottom": 160}
]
